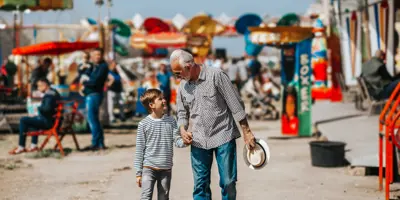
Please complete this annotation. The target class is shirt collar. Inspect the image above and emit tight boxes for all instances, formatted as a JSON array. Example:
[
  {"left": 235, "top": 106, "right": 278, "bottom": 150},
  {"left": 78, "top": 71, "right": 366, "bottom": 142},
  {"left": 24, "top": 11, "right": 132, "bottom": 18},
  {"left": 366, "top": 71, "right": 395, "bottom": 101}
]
[{"left": 198, "top": 65, "right": 206, "bottom": 81}]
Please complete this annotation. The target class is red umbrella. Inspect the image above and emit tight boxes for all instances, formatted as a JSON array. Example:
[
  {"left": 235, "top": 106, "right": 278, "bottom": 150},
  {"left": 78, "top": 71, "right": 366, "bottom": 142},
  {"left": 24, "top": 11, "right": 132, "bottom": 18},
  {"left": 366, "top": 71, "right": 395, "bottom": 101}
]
[
  {"left": 143, "top": 17, "right": 170, "bottom": 34},
  {"left": 12, "top": 41, "right": 99, "bottom": 56}
]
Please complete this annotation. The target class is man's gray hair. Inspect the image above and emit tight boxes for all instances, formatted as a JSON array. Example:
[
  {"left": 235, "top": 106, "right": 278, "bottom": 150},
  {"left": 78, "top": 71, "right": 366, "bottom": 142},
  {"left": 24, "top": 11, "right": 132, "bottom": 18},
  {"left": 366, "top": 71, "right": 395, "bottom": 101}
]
[{"left": 170, "top": 49, "right": 194, "bottom": 67}]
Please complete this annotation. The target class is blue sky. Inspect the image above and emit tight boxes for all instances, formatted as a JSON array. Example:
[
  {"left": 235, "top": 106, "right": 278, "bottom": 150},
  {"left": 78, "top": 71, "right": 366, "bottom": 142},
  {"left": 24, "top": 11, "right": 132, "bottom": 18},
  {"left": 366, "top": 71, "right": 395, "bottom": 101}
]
[{"left": 0, "top": 0, "right": 315, "bottom": 56}]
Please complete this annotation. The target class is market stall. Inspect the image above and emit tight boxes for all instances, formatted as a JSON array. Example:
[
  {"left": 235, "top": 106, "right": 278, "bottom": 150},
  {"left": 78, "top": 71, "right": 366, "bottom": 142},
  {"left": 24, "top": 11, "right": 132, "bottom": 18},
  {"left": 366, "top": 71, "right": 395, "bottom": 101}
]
[{"left": 250, "top": 25, "right": 314, "bottom": 137}]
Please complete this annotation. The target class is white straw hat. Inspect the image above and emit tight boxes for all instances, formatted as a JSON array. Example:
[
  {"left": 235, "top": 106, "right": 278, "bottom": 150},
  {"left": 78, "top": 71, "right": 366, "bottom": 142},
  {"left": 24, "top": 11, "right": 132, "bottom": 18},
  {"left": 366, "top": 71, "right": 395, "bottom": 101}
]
[{"left": 243, "top": 138, "right": 270, "bottom": 170}]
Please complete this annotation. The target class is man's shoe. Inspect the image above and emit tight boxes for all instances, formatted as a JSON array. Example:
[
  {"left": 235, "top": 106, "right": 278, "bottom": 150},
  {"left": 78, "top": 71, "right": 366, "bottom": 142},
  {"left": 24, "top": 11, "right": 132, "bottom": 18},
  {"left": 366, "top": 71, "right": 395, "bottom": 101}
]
[{"left": 81, "top": 145, "right": 100, "bottom": 151}]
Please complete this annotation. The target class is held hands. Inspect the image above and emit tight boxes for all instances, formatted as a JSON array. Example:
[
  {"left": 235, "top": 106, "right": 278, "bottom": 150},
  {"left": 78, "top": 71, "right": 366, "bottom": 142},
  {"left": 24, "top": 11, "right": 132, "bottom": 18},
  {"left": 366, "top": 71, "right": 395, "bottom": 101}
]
[
  {"left": 180, "top": 126, "right": 192, "bottom": 145},
  {"left": 136, "top": 176, "right": 142, "bottom": 188}
]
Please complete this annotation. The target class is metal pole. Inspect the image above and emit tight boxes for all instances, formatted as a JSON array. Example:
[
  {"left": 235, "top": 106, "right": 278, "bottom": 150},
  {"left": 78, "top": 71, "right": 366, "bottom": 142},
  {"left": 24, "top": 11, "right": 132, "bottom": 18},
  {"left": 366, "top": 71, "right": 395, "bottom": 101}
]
[{"left": 13, "top": 11, "right": 17, "bottom": 48}]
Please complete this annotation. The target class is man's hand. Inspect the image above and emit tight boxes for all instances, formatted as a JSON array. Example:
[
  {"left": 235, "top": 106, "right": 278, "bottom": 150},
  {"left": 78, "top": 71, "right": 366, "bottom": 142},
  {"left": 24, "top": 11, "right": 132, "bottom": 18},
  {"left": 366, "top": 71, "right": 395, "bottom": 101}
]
[
  {"left": 136, "top": 176, "right": 142, "bottom": 188},
  {"left": 243, "top": 129, "right": 256, "bottom": 150},
  {"left": 240, "top": 119, "right": 256, "bottom": 150},
  {"left": 180, "top": 126, "right": 192, "bottom": 145}
]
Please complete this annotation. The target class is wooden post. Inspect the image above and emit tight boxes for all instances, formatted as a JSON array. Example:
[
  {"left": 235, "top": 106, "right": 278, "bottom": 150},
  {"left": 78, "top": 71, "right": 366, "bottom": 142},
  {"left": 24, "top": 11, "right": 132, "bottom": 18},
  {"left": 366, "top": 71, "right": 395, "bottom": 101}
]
[
  {"left": 25, "top": 56, "right": 29, "bottom": 96},
  {"left": 17, "top": 62, "right": 22, "bottom": 97},
  {"left": 363, "top": 0, "right": 371, "bottom": 60}
]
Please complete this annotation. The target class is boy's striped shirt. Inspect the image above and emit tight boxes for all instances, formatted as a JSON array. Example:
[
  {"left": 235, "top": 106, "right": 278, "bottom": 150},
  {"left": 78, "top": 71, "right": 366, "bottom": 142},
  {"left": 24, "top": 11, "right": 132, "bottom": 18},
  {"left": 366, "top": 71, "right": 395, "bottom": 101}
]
[{"left": 134, "top": 115, "right": 186, "bottom": 176}]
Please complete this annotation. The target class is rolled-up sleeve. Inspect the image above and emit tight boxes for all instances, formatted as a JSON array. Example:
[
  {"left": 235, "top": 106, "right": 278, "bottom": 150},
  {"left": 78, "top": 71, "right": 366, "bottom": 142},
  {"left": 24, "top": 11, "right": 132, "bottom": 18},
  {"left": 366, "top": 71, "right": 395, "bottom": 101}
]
[
  {"left": 216, "top": 71, "right": 247, "bottom": 122},
  {"left": 176, "top": 86, "right": 189, "bottom": 129}
]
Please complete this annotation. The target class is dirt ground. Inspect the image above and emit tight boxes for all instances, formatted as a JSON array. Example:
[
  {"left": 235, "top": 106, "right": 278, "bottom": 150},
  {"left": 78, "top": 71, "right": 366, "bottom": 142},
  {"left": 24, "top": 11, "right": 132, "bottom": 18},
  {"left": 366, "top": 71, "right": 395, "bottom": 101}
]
[{"left": 0, "top": 120, "right": 399, "bottom": 200}]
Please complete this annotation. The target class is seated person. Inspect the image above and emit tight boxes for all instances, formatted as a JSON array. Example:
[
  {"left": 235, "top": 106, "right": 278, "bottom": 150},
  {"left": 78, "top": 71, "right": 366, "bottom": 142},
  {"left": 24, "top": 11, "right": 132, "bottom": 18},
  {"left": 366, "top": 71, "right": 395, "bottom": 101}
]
[
  {"left": 361, "top": 50, "right": 399, "bottom": 100},
  {"left": 9, "top": 78, "right": 61, "bottom": 155}
]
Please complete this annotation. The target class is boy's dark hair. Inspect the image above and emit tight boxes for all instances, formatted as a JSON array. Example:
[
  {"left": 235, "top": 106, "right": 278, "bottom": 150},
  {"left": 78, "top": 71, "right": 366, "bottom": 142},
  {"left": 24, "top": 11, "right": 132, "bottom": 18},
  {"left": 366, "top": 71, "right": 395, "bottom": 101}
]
[
  {"left": 43, "top": 57, "right": 52, "bottom": 65},
  {"left": 92, "top": 47, "right": 104, "bottom": 55},
  {"left": 140, "top": 89, "right": 162, "bottom": 113},
  {"left": 37, "top": 77, "right": 51, "bottom": 86}
]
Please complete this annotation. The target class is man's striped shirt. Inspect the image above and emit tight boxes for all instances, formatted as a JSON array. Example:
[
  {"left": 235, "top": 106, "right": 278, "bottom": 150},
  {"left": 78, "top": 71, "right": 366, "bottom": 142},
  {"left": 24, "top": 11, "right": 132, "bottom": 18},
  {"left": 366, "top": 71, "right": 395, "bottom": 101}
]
[
  {"left": 176, "top": 66, "right": 247, "bottom": 150},
  {"left": 134, "top": 115, "right": 186, "bottom": 176}
]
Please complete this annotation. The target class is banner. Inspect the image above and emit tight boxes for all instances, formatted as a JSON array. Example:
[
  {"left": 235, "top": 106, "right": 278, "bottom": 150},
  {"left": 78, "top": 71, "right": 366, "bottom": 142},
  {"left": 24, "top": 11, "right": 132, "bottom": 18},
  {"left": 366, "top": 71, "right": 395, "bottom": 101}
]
[{"left": 295, "top": 39, "right": 312, "bottom": 137}]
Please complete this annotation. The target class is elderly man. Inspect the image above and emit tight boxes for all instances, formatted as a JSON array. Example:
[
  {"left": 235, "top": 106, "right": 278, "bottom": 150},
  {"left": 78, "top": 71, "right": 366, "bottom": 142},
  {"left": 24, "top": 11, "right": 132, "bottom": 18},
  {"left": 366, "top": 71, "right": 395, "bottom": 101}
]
[
  {"left": 361, "top": 50, "right": 399, "bottom": 99},
  {"left": 170, "top": 49, "right": 256, "bottom": 200}
]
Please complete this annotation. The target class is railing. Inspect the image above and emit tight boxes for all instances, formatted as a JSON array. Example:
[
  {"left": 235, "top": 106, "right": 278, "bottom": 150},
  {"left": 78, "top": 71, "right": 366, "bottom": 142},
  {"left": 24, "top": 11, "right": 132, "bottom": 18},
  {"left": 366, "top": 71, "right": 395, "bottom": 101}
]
[{"left": 378, "top": 83, "right": 400, "bottom": 200}]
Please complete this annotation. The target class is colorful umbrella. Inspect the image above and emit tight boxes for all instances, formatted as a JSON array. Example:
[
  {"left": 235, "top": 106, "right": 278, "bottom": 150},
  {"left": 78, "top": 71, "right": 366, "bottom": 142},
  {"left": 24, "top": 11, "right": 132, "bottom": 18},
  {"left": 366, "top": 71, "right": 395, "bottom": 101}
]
[
  {"left": 143, "top": 17, "right": 170, "bottom": 34},
  {"left": 12, "top": 41, "right": 99, "bottom": 55},
  {"left": 184, "top": 15, "right": 225, "bottom": 36},
  {"left": 277, "top": 13, "right": 300, "bottom": 26}
]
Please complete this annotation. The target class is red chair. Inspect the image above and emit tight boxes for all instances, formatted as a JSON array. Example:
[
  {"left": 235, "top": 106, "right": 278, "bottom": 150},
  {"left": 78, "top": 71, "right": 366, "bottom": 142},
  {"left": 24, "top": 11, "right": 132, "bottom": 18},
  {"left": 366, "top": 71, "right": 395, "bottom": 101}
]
[
  {"left": 26, "top": 103, "right": 66, "bottom": 157},
  {"left": 54, "top": 100, "right": 83, "bottom": 151}
]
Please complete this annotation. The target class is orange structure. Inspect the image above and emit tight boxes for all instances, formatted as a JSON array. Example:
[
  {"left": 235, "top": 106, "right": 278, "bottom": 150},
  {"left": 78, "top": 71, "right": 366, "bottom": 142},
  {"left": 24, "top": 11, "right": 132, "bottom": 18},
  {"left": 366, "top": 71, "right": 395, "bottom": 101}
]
[{"left": 378, "top": 83, "right": 400, "bottom": 200}]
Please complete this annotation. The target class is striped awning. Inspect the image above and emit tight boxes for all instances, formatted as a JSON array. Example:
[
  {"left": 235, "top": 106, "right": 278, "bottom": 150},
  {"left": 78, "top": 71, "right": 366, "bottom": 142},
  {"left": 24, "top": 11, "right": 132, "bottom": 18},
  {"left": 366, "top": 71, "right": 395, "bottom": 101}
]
[{"left": 0, "top": 0, "right": 73, "bottom": 11}]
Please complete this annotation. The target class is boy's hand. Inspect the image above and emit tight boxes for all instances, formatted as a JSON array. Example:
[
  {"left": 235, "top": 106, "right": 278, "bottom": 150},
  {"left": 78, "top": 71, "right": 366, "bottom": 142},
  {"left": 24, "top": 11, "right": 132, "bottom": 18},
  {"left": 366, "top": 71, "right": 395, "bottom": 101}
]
[
  {"left": 180, "top": 126, "right": 192, "bottom": 144},
  {"left": 182, "top": 130, "right": 193, "bottom": 145},
  {"left": 136, "top": 176, "right": 142, "bottom": 188}
]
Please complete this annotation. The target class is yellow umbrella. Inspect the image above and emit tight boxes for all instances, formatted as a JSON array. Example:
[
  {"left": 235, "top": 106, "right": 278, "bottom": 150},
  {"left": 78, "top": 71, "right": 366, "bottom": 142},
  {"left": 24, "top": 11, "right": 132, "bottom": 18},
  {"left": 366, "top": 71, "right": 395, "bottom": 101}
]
[{"left": 184, "top": 15, "right": 225, "bottom": 36}]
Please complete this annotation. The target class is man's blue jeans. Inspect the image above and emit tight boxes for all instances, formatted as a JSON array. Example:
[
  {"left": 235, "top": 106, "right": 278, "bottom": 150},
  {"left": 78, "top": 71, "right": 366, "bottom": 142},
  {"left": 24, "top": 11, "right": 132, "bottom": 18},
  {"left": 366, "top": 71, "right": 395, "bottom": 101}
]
[
  {"left": 19, "top": 116, "right": 53, "bottom": 147},
  {"left": 191, "top": 140, "right": 237, "bottom": 200},
  {"left": 85, "top": 93, "right": 104, "bottom": 147}
]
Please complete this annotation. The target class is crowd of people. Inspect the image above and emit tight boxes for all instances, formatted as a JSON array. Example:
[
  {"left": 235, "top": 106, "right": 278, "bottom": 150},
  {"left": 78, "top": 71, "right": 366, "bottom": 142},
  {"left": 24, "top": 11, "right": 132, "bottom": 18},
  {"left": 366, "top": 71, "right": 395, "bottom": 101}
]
[{"left": 4, "top": 47, "right": 280, "bottom": 155}]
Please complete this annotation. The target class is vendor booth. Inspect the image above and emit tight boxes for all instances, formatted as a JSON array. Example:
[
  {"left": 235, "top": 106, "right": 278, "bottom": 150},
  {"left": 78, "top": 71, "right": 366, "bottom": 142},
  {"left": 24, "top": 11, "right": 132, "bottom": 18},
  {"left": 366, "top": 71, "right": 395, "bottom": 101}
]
[{"left": 249, "top": 26, "right": 314, "bottom": 137}]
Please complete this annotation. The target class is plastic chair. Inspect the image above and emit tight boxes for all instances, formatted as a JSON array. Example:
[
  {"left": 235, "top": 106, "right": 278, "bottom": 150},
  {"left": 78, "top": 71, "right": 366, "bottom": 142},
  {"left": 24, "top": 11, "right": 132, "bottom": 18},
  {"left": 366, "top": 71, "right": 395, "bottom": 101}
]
[{"left": 25, "top": 104, "right": 65, "bottom": 157}]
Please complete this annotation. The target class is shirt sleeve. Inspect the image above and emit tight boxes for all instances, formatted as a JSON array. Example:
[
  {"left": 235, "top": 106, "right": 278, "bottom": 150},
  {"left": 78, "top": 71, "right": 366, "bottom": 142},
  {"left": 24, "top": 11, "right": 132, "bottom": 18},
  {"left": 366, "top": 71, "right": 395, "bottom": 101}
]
[
  {"left": 134, "top": 121, "right": 146, "bottom": 177},
  {"left": 216, "top": 70, "right": 247, "bottom": 122},
  {"left": 172, "top": 118, "right": 187, "bottom": 148},
  {"left": 176, "top": 85, "right": 189, "bottom": 129}
]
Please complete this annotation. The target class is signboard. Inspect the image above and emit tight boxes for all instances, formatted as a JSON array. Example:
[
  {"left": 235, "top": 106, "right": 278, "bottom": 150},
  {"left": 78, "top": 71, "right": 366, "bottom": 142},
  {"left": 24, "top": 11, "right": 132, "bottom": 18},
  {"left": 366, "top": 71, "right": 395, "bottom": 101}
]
[
  {"left": 280, "top": 39, "right": 312, "bottom": 137},
  {"left": 248, "top": 27, "right": 313, "bottom": 46},
  {"left": 295, "top": 39, "right": 312, "bottom": 137}
]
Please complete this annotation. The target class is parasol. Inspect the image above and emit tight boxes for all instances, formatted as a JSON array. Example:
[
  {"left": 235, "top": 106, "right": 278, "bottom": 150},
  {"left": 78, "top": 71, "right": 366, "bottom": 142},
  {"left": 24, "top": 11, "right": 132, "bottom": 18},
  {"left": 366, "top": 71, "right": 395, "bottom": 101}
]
[
  {"left": 184, "top": 15, "right": 225, "bottom": 36},
  {"left": 276, "top": 13, "right": 300, "bottom": 26},
  {"left": 235, "top": 14, "right": 262, "bottom": 35},
  {"left": 143, "top": 17, "right": 170, "bottom": 34},
  {"left": 235, "top": 13, "right": 264, "bottom": 56},
  {"left": 12, "top": 41, "right": 99, "bottom": 56},
  {"left": 110, "top": 18, "right": 131, "bottom": 37}
]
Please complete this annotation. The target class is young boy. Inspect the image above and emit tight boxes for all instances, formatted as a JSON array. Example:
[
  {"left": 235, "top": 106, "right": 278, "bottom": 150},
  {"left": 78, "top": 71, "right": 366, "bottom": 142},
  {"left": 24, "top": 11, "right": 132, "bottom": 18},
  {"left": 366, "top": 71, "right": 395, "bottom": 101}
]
[{"left": 134, "top": 88, "right": 187, "bottom": 200}]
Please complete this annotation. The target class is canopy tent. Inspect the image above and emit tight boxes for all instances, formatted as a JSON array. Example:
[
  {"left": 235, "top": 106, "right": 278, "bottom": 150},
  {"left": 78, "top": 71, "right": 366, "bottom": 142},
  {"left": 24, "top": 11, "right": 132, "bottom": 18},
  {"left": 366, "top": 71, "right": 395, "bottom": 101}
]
[
  {"left": 144, "top": 32, "right": 187, "bottom": 49},
  {"left": 12, "top": 41, "right": 99, "bottom": 55},
  {"left": 0, "top": 0, "right": 73, "bottom": 11},
  {"left": 12, "top": 41, "right": 99, "bottom": 97}
]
